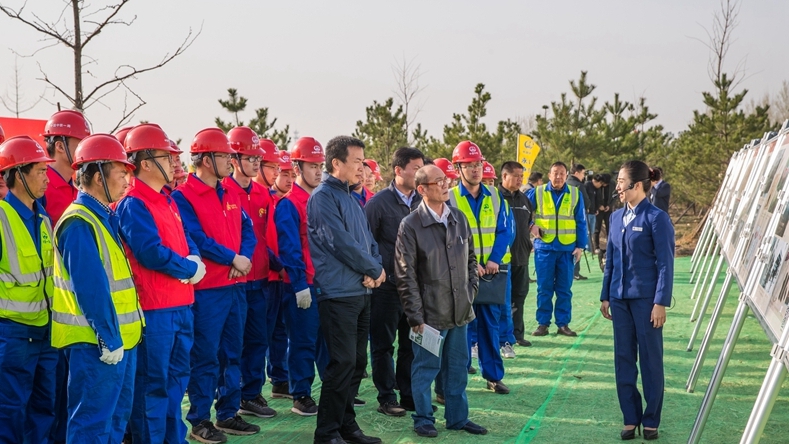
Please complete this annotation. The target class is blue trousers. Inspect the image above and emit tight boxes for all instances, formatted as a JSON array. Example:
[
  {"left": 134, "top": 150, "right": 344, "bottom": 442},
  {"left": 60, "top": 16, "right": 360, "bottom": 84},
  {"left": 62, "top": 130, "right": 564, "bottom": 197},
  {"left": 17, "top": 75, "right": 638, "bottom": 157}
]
[
  {"left": 412, "top": 324, "right": 470, "bottom": 430},
  {"left": 0, "top": 329, "right": 58, "bottom": 444},
  {"left": 283, "top": 283, "right": 328, "bottom": 398},
  {"left": 535, "top": 248, "right": 575, "bottom": 327},
  {"left": 611, "top": 297, "right": 664, "bottom": 428},
  {"left": 50, "top": 349, "right": 68, "bottom": 444},
  {"left": 66, "top": 346, "right": 137, "bottom": 444},
  {"left": 130, "top": 307, "right": 193, "bottom": 444},
  {"left": 467, "top": 304, "right": 504, "bottom": 382},
  {"left": 240, "top": 283, "right": 270, "bottom": 400},
  {"left": 266, "top": 280, "right": 289, "bottom": 386},
  {"left": 187, "top": 285, "right": 245, "bottom": 425},
  {"left": 498, "top": 271, "right": 516, "bottom": 345},
  {"left": 586, "top": 214, "right": 597, "bottom": 250}
]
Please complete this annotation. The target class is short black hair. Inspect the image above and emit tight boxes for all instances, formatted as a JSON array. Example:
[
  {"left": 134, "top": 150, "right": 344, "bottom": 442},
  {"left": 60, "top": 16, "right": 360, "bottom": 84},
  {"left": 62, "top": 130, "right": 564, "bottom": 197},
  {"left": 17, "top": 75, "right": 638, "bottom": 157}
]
[
  {"left": 325, "top": 136, "right": 365, "bottom": 174},
  {"left": 528, "top": 171, "right": 543, "bottom": 183},
  {"left": 550, "top": 161, "right": 568, "bottom": 172},
  {"left": 423, "top": 157, "right": 435, "bottom": 165},
  {"left": 4, "top": 163, "right": 35, "bottom": 189},
  {"left": 75, "top": 162, "right": 114, "bottom": 188},
  {"left": 501, "top": 161, "right": 524, "bottom": 175},
  {"left": 391, "top": 147, "right": 424, "bottom": 172},
  {"left": 571, "top": 163, "right": 586, "bottom": 174}
]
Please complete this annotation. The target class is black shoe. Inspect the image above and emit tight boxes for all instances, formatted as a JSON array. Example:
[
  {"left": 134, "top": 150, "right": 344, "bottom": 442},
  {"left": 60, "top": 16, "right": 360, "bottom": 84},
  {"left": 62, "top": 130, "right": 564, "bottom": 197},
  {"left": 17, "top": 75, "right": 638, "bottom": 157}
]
[
  {"left": 459, "top": 420, "right": 487, "bottom": 435},
  {"left": 557, "top": 326, "right": 578, "bottom": 337},
  {"left": 486, "top": 380, "right": 510, "bottom": 394},
  {"left": 314, "top": 439, "right": 348, "bottom": 444},
  {"left": 643, "top": 428, "right": 658, "bottom": 440},
  {"left": 574, "top": 274, "right": 588, "bottom": 280},
  {"left": 468, "top": 366, "right": 477, "bottom": 374},
  {"left": 271, "top": 382, "right": 292, "bottom": 399},
  {"left": 292, "top": 396, "right": 319, "bottom": 416},
  {"left": 516, "top": 339, "right": 532, "bottom": 347},
  {"left": 214, "top": 415, "right": 260, "bottom": 436},
  {"left": 529, "top": 278, "right": 536, "bottom": 283},
  {"left": 400, "top": 399, "right": 437, "bottom": 412},
  {"left": 435, "top": 394, "right": 445, "bottom": 405},
  {"left": 239, "top": 395, "right": 276, "bottom": 418},
  {"left": 377, "top": 400, "right": 406, "bottom": 417},
  {"left": 532, "top": 325, "right": 549, "bottom": 336},
  {"left": 621, "top": 425, "right": 640, "bottom": 440},
  {"left": 190, "top": 420, "right": 227, "bottom": 444},
  {"left": 353, "top": 397, "right": 366, "bottom": 407},
  {"left": 414, "top": 424, "right": 438, "bottom": 437},
  {"left": 340, "top": 429, "right": 382, "bottom": 444}
]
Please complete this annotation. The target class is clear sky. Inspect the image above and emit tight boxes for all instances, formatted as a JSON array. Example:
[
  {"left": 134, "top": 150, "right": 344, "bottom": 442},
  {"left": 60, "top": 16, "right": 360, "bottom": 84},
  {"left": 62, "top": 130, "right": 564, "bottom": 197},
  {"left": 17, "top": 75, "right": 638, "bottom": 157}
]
[{"left": 0, "top": 0, "right": 786, "bottom": 152}]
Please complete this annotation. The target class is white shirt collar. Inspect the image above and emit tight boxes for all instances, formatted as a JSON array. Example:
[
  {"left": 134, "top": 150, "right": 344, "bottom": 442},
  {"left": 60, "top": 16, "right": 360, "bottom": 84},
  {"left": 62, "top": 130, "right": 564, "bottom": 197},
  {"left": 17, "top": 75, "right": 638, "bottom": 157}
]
[{"left": 426, "top": 202, "right": 450, "bottom": 227}]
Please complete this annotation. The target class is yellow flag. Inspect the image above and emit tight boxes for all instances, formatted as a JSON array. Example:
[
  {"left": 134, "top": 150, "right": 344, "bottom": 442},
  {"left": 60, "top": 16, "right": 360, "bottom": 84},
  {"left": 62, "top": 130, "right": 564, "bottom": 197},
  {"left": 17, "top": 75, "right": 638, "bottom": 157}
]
[{"left": 517, "top": 134, "right": 541, "bottom": 183}]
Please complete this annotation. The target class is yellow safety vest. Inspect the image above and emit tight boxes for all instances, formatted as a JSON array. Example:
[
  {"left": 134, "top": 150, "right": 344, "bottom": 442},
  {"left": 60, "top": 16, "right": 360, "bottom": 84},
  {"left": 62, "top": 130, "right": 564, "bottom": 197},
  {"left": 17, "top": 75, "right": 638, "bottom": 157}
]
[
  {"left": 449, "top": 184, "right": 511, "bottom": 265},
  {"left": 533, "top": 185, "right": 579, "bottom": 245},
  {"left": 51, "top": 203, "right": 143, "bottom": 350},
  {"left": 0, "top": 200, "right": 54, "bottom": 327}
]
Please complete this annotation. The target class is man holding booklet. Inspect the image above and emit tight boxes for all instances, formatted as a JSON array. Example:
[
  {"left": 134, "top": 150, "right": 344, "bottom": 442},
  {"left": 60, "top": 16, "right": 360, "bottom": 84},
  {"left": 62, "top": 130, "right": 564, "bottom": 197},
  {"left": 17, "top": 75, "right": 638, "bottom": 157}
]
[{"left": 395, "top": 164, "right": 487, "bottom": 438}]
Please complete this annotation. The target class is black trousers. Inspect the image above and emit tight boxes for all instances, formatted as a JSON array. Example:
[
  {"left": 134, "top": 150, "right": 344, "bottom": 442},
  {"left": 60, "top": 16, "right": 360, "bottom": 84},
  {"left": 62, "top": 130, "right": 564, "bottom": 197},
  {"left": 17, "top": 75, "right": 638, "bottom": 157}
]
[
  {"left": 370, "top": 287, "right": 413, "bottom": 405},
  {"left": 315, "top": 295, "right": 370, "bottom": 442},
  {"left": 594, "top": 211, "right": 611, "bottom": 250},
  {"left": 510, "top": 261, "right": 530, "bottom": 341}
]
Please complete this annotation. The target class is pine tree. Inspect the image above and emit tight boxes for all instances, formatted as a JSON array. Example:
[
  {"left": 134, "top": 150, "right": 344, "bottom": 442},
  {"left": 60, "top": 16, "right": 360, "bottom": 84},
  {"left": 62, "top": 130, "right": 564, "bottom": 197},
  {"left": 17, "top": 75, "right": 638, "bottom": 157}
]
[{"left": 215, "top": 88, "right": 291, "bottom": 148}]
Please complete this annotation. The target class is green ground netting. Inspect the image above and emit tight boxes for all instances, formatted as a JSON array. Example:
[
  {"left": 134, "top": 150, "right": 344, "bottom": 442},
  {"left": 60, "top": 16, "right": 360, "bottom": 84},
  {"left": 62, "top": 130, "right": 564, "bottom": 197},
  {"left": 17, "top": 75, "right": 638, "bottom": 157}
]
[{"left": 181, "top": 256, "right": 789, "bottom": 443}]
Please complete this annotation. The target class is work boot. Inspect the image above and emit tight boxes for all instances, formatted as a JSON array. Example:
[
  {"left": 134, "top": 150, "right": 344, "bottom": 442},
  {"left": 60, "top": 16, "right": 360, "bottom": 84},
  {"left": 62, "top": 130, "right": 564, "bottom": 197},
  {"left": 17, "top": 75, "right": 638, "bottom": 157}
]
[
  {"left": 292, "top": 396, "right": 319, "bottom": 416},
  {"left": 532, "top": 325, "right": 549, "bottom": 336},
  {"left": 190, "top": 420, "right": 227, "bottom": 444},
  {"left": 500, "top": 342, "right": 516, "bottom": 358},
  {"left": 574, "top": 274, "right": 588, "bottom": 280},
  {"left": 486, "top": 380, "right": 510, "bottom": 394},
  {"left": 271, "top": 381, "right": 292, "bottom": 399},
  {"left": 340, "top": 429, "right": 382, "bottom": 444},
  {"left": 238, "top": 395, "right": 276, "bottom": 418},
  {"left": 468, "top": 366, "right": 477, "bottom": 374},
  {"left": 215, "top": 415, "right": 260, "bottom": 436},
  {"left": 377, "top": 400, "right": 406, "bottom": 417},
  {"left": 557, "top": 326, "right": 578, "bottom": 337},
  {"left": 435, "top": 394, "right": 445, "bottom": 405},
  {"left": 516, "top": 339, "right": 532, "bottom": 347}
]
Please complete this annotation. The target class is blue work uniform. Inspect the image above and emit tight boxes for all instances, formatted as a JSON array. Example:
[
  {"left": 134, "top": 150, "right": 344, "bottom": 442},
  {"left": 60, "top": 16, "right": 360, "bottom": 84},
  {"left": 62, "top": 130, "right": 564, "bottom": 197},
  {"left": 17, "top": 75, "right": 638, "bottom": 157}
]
[
  {"left": 56, "top": 192, "right": 137, "bottom": 444},
  {"left": 601, "top": 198, "right": 674, "bottom": 429},
  {"left": 527, "top": 182, "right": 587, "bottom": 328},
  {"left": 266, "top": 189, "right": 289, "bottom": 390},
  {"left": 0, "top": 192, "right": 58, "bottom": 444},
  {"left": 172, "top": 180, "right": 257, "bottom": 426}
]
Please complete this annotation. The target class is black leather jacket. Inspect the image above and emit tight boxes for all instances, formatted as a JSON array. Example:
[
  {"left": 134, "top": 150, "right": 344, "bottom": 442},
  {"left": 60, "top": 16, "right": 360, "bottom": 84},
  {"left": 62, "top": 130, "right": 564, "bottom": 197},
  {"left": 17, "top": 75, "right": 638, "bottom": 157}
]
[{"left": 395, "top": 201, "right": 478, "bottom": 330}]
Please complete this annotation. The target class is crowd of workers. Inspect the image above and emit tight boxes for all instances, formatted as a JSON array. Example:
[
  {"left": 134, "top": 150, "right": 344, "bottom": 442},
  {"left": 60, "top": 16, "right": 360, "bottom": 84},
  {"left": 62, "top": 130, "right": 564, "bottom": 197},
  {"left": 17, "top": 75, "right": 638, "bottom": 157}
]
[{"left": 0, "top": 109, "right": 671, "bottom": 443}]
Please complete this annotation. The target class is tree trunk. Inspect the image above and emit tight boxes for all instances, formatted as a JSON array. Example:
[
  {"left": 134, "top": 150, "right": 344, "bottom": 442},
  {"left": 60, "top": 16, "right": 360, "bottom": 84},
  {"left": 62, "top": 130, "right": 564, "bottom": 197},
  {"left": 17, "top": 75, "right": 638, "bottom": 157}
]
[{"left": 72, "top": 0, "right": 83, "bottom": 111}]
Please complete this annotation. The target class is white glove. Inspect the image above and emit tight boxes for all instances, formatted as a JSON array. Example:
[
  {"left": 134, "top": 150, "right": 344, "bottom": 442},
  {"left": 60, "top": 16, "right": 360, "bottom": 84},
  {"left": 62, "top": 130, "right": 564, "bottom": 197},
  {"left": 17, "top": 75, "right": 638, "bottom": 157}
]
[
  {"left": 99, "top": 346, "right": 124, "bottom": 365},
  {"left": 295, "top": 288, "right": 312, "bottom": 309},
  {"left": 186, "top": 255, "right": 207, "bottom": 285}
]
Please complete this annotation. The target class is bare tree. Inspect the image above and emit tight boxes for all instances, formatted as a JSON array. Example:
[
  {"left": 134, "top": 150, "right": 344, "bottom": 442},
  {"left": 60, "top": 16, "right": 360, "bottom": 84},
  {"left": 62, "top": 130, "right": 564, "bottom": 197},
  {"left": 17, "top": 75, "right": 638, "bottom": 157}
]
[
  {"left": 391, "top": 55, "right": 426, "bottom": 144},
  {"left": 770, "top": 80, "right": 789, "bottom": 125},
  {"left": 692, "top": 0, "right": 745, "bottom": 86},
  {"left": 0, "top": 0, "right": 200, "bottom": 131},
  {"left": 0, "top": 55, "right": 46, "bottom": 117}
]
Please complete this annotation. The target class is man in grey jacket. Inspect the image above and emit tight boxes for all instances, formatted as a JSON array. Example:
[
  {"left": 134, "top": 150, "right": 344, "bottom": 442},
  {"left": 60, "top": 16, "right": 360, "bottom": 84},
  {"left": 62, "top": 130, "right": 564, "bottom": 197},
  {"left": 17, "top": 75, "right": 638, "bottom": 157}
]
[
  {"left": 395, "top": 165, "right": 487, "bottom": 438},
  {"left": 308, "top": 136, "right": 384, "bottom": 444}
]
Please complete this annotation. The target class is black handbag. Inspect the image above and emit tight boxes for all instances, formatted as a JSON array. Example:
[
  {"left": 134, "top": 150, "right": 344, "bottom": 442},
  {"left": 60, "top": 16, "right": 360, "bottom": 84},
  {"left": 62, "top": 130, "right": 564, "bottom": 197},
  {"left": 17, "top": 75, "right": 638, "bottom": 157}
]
[{"left": 474, "top": 264, "right": 509, "bottom": 305}]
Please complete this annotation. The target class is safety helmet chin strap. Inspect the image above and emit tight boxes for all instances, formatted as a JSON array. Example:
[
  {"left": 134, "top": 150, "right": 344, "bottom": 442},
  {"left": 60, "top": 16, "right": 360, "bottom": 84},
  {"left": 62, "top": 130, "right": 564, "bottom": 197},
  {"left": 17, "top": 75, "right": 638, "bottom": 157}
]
[
  {"left": 144, "top": 149, "right": 171, "bottom": 184},
  {"left": 96, "top": 161, "right": 114, "bottom": 203},
  {"left": 208, "top": 152, "right": 224, "bottom": 180},
  {"left": 235, "top": 153, "right": 254, "bottom": 178},
  {"left": 12, "top": 167, "right": 38, "bottom": 201},
  {"left": 60, "top": 136, "right": 75, "bottom": 166}
]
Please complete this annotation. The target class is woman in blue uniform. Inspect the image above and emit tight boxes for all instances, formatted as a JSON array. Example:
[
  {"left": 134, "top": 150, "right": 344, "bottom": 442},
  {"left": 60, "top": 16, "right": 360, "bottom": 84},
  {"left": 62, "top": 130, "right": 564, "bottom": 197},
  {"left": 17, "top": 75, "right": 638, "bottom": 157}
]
[{"left": 600, "top": 161, "right": 674, "bottom": 441}]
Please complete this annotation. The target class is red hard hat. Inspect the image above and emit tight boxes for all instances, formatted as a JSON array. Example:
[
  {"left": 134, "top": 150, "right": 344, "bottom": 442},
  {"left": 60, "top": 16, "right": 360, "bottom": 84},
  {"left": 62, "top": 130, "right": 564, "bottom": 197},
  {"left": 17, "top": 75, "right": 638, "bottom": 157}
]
[
  {"left": 290, "top": 137, "right": 325, "bottom": 163},
  {"left": 364, "top": 159, "right": 382, "bottom": 181},
  {"left": 114, "top": 127, "right": 133, "bottom": 145},
  {"left": 73, "top": 134, "right": 135, "bottom": 170},
  {"left": 190, "top": 128, "right": 236, "bottom": 155},
  {"left": 125, "top": 124, "right": 179, "bottom": 154},
  {"left": 434, "top": 158, "right": 459, "bottom": 180},
  {"left": 169, "top": 139, "right": 183, "bottom": 154},
  {"left": 482, "top": 161, "right": 497, "bottom": 179},
  {"left": 259, "top": 138, "right": 281, "bottom": 163},
  {"left": 43, "top": 110, "right": 91, "bottom": 139},
  {"left": 0, "top": 136, "right": 54, "bottom": 172},
  {"left": 278, "top": 150, "right": 293, "bottom": 171},
  {"left": 451, "top": 140, "right": 485, "bottom": 164},
  {"left": 0, "top": 124, "right": 5, "bottom": 144},
  {"left": 228, "top": 126, "right": 264, "bottom": 156}
]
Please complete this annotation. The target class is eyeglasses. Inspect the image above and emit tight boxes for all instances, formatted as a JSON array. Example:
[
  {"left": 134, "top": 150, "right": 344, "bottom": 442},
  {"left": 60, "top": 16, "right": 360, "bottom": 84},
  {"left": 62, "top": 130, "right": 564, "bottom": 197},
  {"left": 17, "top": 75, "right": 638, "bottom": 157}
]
[
  {"left": 213, "top": 154, "right": 232, "bottom": 160},
  {"left": 262, "top": 164, "right": 281, "bottom": 173},
  {"left": 424, "top": 176, "right": 450, "bottom": 187},
  {"left": 241, "top": 156, "right": 262, "bottom": 163},
  {"left": 144, "top": 155, "right": 175, "bottom": 164},
  {"left": 460, "top": 162, "right": 483, "bottom": 170}
]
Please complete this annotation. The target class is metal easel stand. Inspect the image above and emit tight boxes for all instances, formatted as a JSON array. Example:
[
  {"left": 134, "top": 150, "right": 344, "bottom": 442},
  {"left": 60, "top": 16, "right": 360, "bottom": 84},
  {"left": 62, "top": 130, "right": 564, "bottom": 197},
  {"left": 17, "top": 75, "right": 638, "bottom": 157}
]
[
  {"left": 691, "top": 232, "right": 717, "bottom": 286},
  {"left": 690, "top": 218, "right": 713, "bottom": 274},
  {"left": 690, "top": 254, "right": 726, "bottom": 326}
]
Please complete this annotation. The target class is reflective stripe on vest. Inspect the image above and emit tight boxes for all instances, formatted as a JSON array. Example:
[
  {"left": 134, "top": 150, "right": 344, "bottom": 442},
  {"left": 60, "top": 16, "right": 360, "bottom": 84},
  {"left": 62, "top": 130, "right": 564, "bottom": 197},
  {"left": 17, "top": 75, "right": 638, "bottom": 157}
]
[
  {"left": 533, "top": 185, "right": 579, "bottom": 245},
  {"left": 0, "top": 200, "right": 54, "bottom": 327},
  {"left": 51, "top": 204, "right": 143, "bottom": 350},
  {"left": 448, "top": 185, "right": 510, "bottom": 264}
]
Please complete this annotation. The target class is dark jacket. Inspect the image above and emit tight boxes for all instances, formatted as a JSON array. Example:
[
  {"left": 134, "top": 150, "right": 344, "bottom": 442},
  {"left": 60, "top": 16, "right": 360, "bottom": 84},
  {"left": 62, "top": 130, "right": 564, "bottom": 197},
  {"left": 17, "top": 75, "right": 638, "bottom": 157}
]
[
  {"left": 584, "top": 181, "right": 599, "bottom": 213},
  {"left": 567, "top": 175, "right": 593, "bottom": 213},
  {"left": 365, "top": 181, "right": 421, "bottom": 292},
  {"left": 307, "top": 173, "right": 383, "bottom": 302},
  {"left": 650, "top": 181, "right": 671, "bottom": 214},
  {"left": 498, "top": 185, "right": 532, "bottom": 266},
  {"left": 395, "top": 201, "right": 478, "bottom": 330}
]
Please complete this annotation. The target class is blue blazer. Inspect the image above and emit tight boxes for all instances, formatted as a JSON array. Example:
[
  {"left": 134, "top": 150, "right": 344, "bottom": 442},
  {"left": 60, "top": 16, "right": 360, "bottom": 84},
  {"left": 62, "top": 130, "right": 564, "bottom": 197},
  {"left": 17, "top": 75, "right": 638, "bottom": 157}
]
[
  {"left": 600, "top": 198, "right": 675, "bottom": 306},
  {"left": 650, "top": 181, "right": 671, "bottom": 214}
]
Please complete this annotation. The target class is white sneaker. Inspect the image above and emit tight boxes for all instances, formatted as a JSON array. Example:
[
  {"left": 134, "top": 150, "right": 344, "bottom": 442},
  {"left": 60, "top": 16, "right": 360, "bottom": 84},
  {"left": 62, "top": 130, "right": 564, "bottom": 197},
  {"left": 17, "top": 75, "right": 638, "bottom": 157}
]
[
  {"left": 471, "top": 344, "right": 478, "bottom": 359},
  {"left": 501, "top": 342, "right": 516, "bottom": 359}
]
